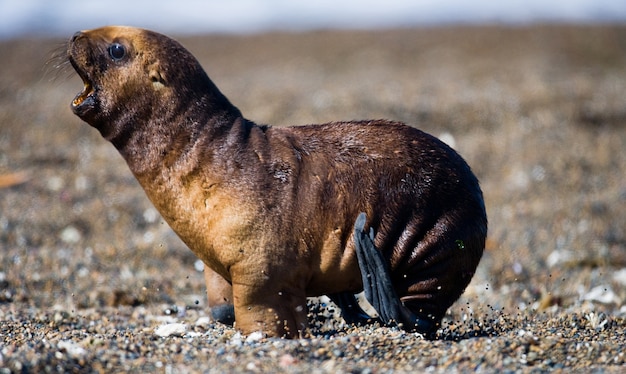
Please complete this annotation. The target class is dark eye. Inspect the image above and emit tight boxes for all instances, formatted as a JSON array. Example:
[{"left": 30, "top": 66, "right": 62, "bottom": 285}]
[{"left": 108, "top": 43, "right": 126, "bottom": 61}]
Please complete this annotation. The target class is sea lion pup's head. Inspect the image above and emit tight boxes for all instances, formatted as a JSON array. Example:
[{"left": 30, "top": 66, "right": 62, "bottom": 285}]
[{"left": 67, "top": 26, "right": 239, "bottom": 147}]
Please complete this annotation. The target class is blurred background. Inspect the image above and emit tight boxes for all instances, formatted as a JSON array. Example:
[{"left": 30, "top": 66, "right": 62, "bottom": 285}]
[{"left": 1, "top": 0, "right": 626, "bottom": 39}]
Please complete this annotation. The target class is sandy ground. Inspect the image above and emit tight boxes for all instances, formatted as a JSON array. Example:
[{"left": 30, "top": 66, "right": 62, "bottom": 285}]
[{"left": 1, "top": 25, "right": 625, "bottom": 372}]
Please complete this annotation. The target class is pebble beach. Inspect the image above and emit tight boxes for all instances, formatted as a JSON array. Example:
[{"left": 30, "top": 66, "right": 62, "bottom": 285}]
[{"left": 1, "top": 25, "right": 625, "bottom": 372}]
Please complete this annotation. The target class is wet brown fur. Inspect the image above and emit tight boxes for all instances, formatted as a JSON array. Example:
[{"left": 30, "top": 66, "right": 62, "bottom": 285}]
[{"left": 68, "top": 26, "right": 487, "bottom": 338}]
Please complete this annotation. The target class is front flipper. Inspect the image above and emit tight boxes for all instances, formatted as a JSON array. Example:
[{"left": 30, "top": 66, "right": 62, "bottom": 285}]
[
  {"left": 204, "top": 266, "right": 235, "bottom": 325},
  {"left": 353, "top": 212, "right": 437, "bottom": 334},
  {"left": 210, "top": 304, "right": 235, "bottom": 325},
  {"left": 328, "top": 292, "right": 372, "bottom": 325}
]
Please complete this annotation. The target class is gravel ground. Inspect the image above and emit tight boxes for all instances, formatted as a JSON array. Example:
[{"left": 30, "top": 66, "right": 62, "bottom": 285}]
[{"left": 1, "top": 25, "right": 625, "bottom": 373}]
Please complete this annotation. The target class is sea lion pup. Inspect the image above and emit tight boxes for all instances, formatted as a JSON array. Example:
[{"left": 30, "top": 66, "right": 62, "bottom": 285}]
[{"left": 67, "top": 26, "right": 487, "bottom": 338}]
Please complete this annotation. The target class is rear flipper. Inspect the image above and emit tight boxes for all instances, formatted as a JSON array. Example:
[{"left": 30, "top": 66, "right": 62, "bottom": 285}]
[{"left": 353, "top": 212, "right": 438, "bottom": 335}]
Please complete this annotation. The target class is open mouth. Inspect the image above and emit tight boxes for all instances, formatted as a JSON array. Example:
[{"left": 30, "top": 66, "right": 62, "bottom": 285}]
[
  {"left": 72, "top": 81, "right": 94, "bottom": 107},
  {"left": 69, "top": 57, "right": 95, "bottom": 108}
]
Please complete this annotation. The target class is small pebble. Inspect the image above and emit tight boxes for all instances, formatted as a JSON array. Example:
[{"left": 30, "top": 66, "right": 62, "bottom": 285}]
[
  {"left": 57, "top": 340, "right": 87, "bottom": 358},
  {"left": 59, "top": 226, "right": 81, "bottom": 244},
  {"left": 194, "top": 260, "right": 205, "bottom": 272},
  {"left": 195, "top": 316, "right": 211, "bottom": 329},
  {"left": 246, "top": 331, "right": 264, "bottom": 343},
  {"left": 154, "top": 323, "right": 188, "bottom": 338},
  {"left": 279, "top": 354, "right": 296, "bottom": 367}
]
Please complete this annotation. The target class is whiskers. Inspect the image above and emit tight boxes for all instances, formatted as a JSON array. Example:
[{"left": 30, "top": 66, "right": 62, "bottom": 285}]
[{"left": 44, "top": 41, "right": 73, "bottom": 82}]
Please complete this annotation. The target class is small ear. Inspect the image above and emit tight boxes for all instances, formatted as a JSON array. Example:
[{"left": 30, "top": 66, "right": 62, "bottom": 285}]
[{"left": 149, "top": 65, "right": 166, "bottom": 89}]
